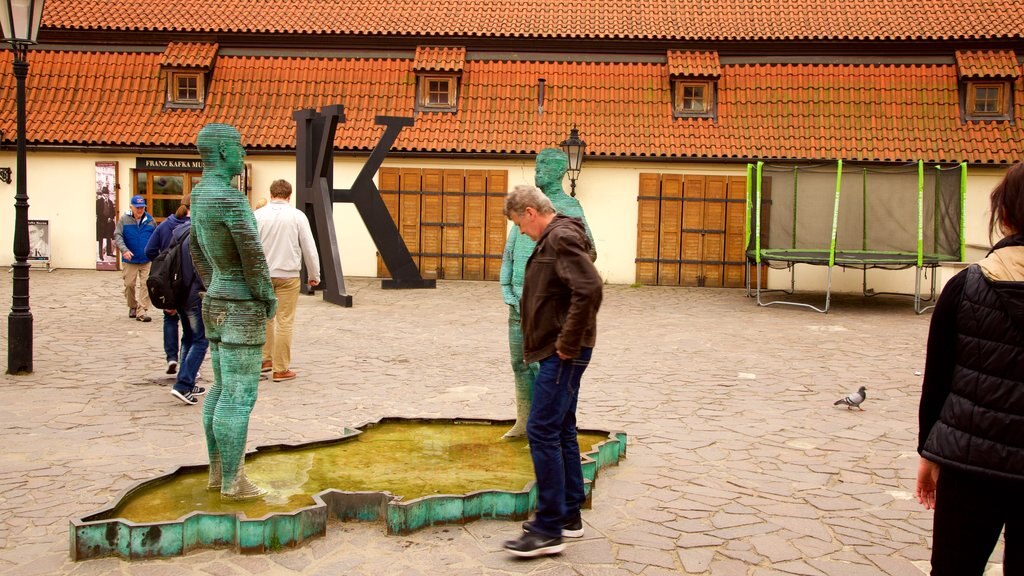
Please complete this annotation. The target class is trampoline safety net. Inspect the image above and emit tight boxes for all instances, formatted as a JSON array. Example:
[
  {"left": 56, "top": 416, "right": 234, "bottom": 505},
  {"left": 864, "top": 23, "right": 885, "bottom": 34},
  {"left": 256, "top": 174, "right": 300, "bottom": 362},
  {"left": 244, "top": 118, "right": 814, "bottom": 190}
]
[{"left": 747, "top": 161, "right": 965, "bottom": 270}]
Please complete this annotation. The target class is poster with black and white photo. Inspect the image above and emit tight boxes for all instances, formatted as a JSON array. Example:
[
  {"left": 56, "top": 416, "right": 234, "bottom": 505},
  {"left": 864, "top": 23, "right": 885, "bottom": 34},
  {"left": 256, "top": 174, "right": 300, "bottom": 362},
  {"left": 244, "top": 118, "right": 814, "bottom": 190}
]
[
  {"left": 95, "top": 162, "right": 118, "bottom": 271},
  {"left": 27, "top": 220, "right": 49, "bottom": 261}
]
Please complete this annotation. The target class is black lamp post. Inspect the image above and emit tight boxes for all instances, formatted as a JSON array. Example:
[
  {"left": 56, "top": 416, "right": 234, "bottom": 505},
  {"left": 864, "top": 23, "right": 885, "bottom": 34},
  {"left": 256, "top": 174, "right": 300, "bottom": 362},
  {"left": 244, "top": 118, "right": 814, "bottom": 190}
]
[
  {"left": 559, "top": 125, "right": 586, "bottom": 197},
  {"left": 2, "top": 0, "right": 44, "bottom": 375}
]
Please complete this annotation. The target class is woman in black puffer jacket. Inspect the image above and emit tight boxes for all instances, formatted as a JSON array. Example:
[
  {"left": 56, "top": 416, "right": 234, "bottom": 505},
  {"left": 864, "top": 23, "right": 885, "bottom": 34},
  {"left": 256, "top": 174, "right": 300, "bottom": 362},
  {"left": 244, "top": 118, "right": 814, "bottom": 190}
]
[{"left": 916, "top": 163, "right": 1024, "bottom": 576}]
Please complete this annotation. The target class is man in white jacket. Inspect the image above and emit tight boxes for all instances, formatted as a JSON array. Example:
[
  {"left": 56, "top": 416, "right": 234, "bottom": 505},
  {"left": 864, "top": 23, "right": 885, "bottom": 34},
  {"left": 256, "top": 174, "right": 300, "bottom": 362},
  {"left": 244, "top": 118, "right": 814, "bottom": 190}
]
[{"left": 254, "top": 180, "right": 321, "bottom": 382}]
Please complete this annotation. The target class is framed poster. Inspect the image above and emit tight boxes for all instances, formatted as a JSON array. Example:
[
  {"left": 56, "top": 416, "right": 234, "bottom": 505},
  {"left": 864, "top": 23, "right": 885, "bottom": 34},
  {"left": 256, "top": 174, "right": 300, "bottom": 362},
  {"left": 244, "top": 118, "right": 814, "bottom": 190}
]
[
  {"left": 28, "top": 219, "right": 49, "bottom": 261},
  {"left": 96, "top": 161, "right": 119, "bottom": 271}
]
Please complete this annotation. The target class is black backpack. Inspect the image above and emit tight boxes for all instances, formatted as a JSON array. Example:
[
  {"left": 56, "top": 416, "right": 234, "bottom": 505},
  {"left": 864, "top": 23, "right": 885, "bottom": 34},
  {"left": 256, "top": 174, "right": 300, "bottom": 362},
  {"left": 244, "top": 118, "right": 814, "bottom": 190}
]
[{"left": 146, "top": 230, "right": 189, "bottom": 310}]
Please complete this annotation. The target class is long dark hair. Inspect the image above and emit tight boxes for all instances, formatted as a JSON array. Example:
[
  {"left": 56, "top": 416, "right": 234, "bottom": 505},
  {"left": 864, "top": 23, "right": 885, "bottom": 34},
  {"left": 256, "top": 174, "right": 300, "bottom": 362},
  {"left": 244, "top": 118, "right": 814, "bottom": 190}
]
[{"left": 990, "top": 163, "right": 1024, "bottom": 242}]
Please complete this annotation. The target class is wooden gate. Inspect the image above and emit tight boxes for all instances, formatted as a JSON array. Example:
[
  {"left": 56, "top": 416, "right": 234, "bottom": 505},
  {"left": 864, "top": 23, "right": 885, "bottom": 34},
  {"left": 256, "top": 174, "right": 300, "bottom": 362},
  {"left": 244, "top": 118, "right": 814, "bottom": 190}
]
[
  {"left": 377, "top": 168, "right": 507, "bottom": 281},
  {"left": 636, "top": 173, "right": 765, "bottom": 288}
]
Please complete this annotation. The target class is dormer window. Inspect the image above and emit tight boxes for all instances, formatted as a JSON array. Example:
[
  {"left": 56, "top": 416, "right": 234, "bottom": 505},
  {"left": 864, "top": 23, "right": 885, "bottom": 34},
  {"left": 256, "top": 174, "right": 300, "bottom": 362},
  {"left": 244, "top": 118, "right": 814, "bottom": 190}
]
[
  {"left": 413, "top": 46, "right": 465, "bottom": 114},
  {"left": 955, "top": 50, "right": 1017, "bottom": 123},
  {"left": 160, "top": 42, "right": 218, "bottom": 110},
  {"left": 169, "top": 71, "right": 203, "bottom": 105},
  {"left": 674, "top": 80, "right": 714, "bottom": 117},
  {"left": 965, "top": 81, "right": 1010, "bottom": 118},
  {"left": 667, "top": 50, "right": 720, "bottom": 120},
  {"left": 420, "top": 76, "right": 458, "bottom": 110}
]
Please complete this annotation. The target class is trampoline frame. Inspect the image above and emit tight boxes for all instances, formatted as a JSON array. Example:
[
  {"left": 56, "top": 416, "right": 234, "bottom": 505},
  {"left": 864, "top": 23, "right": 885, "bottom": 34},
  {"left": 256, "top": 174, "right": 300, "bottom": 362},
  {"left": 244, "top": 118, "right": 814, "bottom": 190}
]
[{"left": 745, "top": 160, "right": 967, "bottom": 313}]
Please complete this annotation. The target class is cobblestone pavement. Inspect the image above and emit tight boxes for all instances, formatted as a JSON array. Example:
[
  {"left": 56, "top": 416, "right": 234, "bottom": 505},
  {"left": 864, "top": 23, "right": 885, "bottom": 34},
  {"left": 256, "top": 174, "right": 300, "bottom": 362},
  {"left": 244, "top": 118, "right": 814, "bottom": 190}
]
[{"left": 0, "top": 270, "right": 1004, "bottom": 575}]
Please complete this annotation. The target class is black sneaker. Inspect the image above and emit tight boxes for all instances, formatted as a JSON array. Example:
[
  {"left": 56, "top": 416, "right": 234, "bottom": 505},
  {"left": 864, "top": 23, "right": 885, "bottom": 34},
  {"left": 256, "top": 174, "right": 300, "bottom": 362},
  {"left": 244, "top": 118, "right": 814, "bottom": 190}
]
[
  {"left": 503, "top": 530, "right": 565, "bottom": 558},
  {"left": 129, "top": 308, "right": 136, "bottom": 319},
  {"left": 522, "top": 515, "right": 584, "bottom": 538},
  {"left": 170, "top": 388, "right": 198, "bottom": 405},
  {"left": 191, "top": 386, "right": 207, "bottom": 396},
  {"left": 166, "top": 360, "right": 178, "bottom": 374}
]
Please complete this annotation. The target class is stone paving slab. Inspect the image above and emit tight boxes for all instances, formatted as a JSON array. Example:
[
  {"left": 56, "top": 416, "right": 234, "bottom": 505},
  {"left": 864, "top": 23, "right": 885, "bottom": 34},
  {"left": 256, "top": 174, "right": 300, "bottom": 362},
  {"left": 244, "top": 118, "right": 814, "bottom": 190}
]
[{"left": 0, "top": 270, "right": 1006, "bottom": 575}]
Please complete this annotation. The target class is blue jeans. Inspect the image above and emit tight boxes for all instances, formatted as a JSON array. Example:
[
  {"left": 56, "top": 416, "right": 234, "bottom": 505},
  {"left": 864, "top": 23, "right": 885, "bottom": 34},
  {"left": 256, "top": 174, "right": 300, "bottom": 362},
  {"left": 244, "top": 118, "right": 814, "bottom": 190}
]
[
  {"left": 162, "top": 311, "right": 181, "bottom": 362},
  {"left": 526, "top": 347, "right": 592, "bottom": 537},
  {"left": 173, "top": 301, "right": 208, "bottom": 394}
]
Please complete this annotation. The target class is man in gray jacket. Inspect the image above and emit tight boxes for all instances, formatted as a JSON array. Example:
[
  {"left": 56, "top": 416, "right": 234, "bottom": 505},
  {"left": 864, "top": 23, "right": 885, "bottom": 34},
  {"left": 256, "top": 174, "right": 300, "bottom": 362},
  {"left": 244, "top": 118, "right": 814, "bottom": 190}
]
[{"left": 254, "top": 179, "right": 321, "bottom": 382}]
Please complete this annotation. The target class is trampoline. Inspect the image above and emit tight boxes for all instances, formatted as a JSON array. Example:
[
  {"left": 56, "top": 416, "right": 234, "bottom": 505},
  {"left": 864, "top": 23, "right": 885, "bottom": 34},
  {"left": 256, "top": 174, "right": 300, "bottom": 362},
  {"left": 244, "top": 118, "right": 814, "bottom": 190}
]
[{"left": 745, "top": 160, "right": 966, "bottom": 313}]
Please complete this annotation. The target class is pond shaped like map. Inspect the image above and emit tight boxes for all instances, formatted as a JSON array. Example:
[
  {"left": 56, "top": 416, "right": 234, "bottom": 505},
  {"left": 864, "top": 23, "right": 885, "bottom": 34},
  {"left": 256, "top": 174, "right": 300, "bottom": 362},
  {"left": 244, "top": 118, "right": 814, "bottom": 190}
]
[{"left": 71, "top": 418, "right": 627, "bottom": 561}]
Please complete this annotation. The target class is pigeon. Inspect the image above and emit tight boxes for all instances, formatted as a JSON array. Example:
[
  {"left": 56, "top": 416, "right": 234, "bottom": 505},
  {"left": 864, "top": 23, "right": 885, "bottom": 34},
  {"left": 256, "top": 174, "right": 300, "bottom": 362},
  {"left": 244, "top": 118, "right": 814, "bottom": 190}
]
[{"left": 834, "top": 386, "right": 866, "bottom": 410}]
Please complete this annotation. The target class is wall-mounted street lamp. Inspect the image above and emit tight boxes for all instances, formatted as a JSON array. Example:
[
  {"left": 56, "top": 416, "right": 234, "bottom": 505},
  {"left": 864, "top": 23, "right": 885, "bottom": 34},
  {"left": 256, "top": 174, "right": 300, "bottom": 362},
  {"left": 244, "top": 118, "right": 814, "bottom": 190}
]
[
  {"left": 559, "top": 125, "right": 586, "bottom": 197},
  {"left": 2, "top": 0, "right": 45, "bottom": 374}
]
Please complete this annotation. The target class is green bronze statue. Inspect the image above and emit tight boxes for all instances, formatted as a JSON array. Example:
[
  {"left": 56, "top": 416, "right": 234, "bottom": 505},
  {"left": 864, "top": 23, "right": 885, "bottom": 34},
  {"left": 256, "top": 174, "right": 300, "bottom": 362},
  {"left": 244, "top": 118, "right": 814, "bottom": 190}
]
[
  {"left": 190, "top": 123, "right": 278, "bottom": 500},
  {"left": 499, "top": 148, "right": 596, "bottom": 439}
]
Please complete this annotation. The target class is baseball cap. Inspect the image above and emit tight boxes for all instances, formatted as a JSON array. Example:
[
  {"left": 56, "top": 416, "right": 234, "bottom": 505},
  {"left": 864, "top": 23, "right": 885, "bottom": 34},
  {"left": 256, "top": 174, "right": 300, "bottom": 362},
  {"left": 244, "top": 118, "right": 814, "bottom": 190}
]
[{"left": 130, "top": 195, "right": 146, "bottom": 207}]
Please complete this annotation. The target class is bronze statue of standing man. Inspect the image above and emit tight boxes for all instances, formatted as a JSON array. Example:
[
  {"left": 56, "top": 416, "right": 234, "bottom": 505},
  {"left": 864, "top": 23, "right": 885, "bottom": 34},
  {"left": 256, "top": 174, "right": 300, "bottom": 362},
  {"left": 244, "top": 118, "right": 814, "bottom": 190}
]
[
  {"left": 190, "top": 123, "right": 277, "bottom": 500},
  {"left": 499, "top": 148, "right": 596, "bottom": 439}
]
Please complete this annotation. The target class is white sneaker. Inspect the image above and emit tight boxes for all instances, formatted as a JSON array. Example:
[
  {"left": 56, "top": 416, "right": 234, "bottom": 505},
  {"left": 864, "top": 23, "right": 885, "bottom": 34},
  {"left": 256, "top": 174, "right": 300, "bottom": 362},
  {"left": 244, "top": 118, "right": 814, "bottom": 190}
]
[{"left": 166, "top": 360, "right": 178, "bottom": 375}]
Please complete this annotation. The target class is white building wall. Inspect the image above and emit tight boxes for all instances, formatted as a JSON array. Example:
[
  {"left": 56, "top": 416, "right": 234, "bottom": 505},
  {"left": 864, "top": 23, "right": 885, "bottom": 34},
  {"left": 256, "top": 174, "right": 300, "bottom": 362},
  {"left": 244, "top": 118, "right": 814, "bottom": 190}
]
[{"left": 0, "top": 150, "right": 1006, "bottom": 295}]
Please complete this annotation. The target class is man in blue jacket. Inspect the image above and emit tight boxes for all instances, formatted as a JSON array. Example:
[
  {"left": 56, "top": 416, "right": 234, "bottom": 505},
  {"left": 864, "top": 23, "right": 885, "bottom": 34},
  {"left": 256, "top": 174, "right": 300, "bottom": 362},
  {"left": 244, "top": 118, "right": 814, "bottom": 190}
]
[{"left": 114, "top": 195, "right": 157, "bottom": 322}]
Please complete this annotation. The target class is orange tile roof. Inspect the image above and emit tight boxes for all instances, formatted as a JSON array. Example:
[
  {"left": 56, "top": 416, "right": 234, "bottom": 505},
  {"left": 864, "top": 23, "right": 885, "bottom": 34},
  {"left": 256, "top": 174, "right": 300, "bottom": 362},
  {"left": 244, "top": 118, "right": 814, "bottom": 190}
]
[
  {"left": 667, "top": 50, "right": 720, "bottom": 78},
  {"left": 3, "top": 50, "right": 1023, "bottom": 164},
  {"left": 955, "top": 50, "right": 1020, "bottom": 78},
  {"left": 414, "top": 46, "right": 466, "bottom": 73},
  {"left": 41, "top": 0, "right": 1024, "bottom": 42},
  {"left": 161, "top": 42, "right": 218, "bottom": 69}
]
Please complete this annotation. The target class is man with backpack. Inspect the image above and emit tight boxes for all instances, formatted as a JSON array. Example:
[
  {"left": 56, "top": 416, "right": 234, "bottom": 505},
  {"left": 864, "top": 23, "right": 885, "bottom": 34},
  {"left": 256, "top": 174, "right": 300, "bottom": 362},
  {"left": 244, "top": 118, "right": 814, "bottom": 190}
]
[
  {"left": 166, "top": 217, "right": 208, "bottom": 405},
  {"left": 144, "top": 195, "right": 207, "bottom": 405},
  {"left": 145, "top": 200, "right": 190, "bottom": 375}
]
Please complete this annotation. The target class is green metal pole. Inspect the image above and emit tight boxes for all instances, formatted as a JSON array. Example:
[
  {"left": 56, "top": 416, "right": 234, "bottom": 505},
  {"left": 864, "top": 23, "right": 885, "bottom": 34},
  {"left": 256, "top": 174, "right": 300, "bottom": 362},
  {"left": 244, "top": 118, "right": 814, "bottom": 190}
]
[
  {"left": 933, "top": 165, "right": 940, "bottom": 256},
  {"left": 829, "top": 160, "right": 842, "bottom": 267},
  {"left": 792, "top": 166, "right": 798, "bottom": 249},
  {"left": 745, "top": 163, "right": 753, "bottom": 257},
  {"left": 755, "top": 161, "right": 764, "bottom": 264},
  {"left": 862, "top": 167, "right": 867, "bottom": 252},
  {"left": 917, "top": 160, "right": 924, "bottom": 268},
  {"left": 960, "top": 162, "right": 967, "bottom": 261}
]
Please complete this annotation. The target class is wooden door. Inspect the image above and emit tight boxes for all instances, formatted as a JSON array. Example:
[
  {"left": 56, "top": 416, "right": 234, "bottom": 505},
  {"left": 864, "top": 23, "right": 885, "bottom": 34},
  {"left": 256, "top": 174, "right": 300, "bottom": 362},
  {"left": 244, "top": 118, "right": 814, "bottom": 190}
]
[
  {"left": 376, "top": 167, "right": 507, "bottom": 281},
  {"left": 657, "top": 175, "right": 683, "bottom": 285},
  {"left": 636, "top": 173, "right": 754, "bottom": 288},
  {"left": 635, "top": 174, "right": 661, "bottom": 285},
  {"left": 442, "top": 170, "right": 466, "bottom": 279}
]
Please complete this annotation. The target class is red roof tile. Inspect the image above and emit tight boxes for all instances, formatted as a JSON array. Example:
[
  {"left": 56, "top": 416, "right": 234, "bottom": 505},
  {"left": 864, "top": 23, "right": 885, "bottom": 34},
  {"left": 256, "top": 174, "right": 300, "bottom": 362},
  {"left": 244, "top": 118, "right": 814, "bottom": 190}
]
[
  {"left": 955, "top": 50, "right": 1020, "bottom": 78},
  {"left": 414, "top": 46, "right": 465, "bottom": 73},
  {"left": 161, "top": 42, "right": 218, "bottom": 69},
  {"left": 3, "top": 50, "right": 1023, "bottom": 163},
  {"left": 667, "top": 50, "right": 720, "bottom": 78},
  {"left": 41, "top": 0, "right": 1024, "bottom": 42}
]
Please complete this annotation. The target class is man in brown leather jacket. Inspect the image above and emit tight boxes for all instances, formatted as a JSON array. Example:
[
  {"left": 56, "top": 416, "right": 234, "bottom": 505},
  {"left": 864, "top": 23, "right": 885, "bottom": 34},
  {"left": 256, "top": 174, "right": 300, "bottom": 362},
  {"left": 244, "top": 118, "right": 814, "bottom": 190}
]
[{"left": 501, "top": 184, "right": 603, "bottom": 558}]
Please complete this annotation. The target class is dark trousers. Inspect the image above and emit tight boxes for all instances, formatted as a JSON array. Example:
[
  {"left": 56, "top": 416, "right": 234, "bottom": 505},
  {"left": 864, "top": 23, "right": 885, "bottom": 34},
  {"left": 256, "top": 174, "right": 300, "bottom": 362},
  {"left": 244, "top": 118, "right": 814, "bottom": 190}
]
[
  {"left": 525, "top": 347, "right": 592, "bottom": 538},
  {"left": 931, "top": 466, "right": 1023, "bottom": 575}
]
